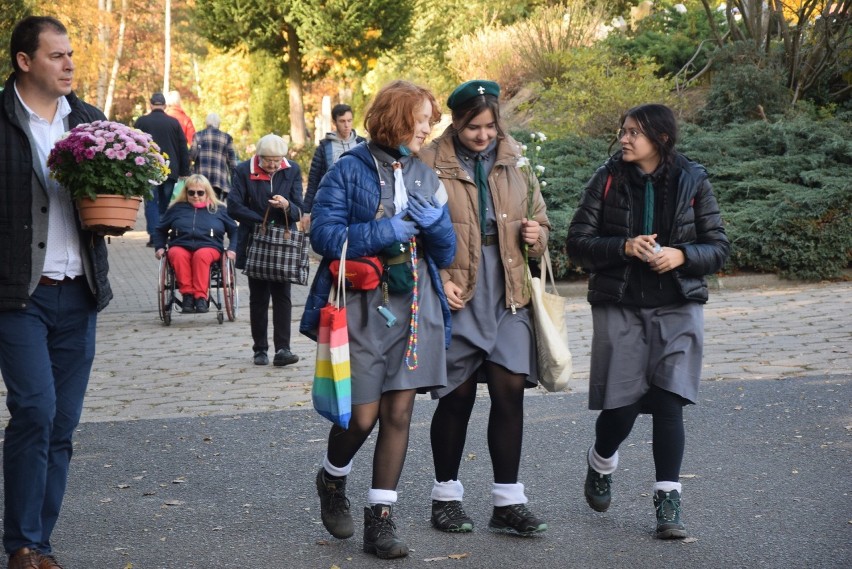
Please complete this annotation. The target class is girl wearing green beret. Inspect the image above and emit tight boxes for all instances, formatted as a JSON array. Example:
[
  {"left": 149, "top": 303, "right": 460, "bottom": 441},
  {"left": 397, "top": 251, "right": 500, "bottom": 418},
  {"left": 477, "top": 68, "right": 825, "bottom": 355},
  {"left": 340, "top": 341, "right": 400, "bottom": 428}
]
[{"left": 419, "top": 80, "right": 551, "bottom": 536}]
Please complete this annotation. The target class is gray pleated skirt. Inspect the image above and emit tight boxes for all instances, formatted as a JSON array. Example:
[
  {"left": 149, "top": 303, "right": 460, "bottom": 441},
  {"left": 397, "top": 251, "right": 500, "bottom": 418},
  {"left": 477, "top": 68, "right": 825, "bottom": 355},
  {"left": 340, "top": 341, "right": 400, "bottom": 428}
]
[
  {"left": 432, "top": 244, "right": 537, "bottom": 399},
  {"left": 588, "top": 302, "right": 704, "bottom": 410},
  {"left": 347, "top": 258, "right": 447, "bottom": 405}
]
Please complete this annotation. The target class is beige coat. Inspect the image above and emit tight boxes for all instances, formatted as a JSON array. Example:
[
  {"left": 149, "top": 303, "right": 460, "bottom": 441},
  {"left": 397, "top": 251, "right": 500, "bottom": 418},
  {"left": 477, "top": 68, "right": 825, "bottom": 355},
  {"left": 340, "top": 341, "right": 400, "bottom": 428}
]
[{"left": 419, "top": 131, "right": 550, "bottom": 309}]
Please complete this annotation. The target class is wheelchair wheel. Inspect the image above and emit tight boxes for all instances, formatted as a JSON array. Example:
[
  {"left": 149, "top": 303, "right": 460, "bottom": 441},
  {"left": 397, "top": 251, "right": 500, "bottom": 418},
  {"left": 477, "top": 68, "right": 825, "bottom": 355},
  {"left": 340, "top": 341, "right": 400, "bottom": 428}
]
[
  {"left": 157, "top": 256, "right": 174, "bottom": 326},
  {"left": 222, "top": 255, "right": 238, "bottom": 322}
]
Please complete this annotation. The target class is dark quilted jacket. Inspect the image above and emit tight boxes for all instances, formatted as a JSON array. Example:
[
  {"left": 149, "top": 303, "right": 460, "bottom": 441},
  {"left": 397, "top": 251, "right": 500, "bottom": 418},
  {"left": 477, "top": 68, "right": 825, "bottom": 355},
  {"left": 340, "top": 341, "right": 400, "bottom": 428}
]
[
  {"left": 0, "top": 73, "right": 112, "bottom": 312},
  {"left": 567, "top": 153, "right": 730, "bottom": 305},
  {"left": 299, "top": 143, "right": 456, "bottom": 343}
]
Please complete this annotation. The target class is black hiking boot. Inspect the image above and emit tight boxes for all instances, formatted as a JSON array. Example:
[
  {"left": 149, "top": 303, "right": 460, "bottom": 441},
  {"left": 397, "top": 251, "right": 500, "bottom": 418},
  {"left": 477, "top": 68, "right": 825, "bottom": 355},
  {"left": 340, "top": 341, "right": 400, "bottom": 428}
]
[
  {"left": 654, "top": 489, "right": 687, "bottom": 539},
  {"left": 316, "top": 468, "right": 354, "bottom": 539},
  {"left": 584, "top": 452, "right": 612, "bottom": 512},
  {"left": 363, "top": 504, "right": 409, "bottom": 559}
]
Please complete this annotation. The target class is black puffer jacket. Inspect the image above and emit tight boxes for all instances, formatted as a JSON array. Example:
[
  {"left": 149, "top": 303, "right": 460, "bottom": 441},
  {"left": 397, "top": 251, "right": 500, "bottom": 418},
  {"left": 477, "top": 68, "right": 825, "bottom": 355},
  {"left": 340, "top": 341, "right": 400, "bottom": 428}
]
[
  {"left": 567, "top": 152, "right": 730, "bottom": 305},
  {"left": 0, "top": 73, "right": 112, "bottom": 312}
]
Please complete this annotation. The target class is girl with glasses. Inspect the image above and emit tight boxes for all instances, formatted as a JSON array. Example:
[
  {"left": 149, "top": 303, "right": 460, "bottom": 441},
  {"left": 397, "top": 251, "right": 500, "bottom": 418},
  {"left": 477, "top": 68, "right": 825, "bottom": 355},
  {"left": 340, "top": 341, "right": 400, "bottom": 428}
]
[
  {"left": 567, "top": 103, "right": 730, "bottom": 539},
  {"left": 153, "top": 174, "right": 237, "bottom": 314}
]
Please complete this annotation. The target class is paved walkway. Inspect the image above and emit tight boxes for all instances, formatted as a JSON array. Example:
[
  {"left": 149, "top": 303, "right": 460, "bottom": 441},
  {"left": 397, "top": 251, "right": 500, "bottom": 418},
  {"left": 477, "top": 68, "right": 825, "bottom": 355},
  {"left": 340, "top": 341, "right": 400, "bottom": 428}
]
[
  {"left": 2, "top": 211, "right": 851, "bottom": 568},
  {"left": 1, "top": 212, "right": 850, "bottom": 424}
]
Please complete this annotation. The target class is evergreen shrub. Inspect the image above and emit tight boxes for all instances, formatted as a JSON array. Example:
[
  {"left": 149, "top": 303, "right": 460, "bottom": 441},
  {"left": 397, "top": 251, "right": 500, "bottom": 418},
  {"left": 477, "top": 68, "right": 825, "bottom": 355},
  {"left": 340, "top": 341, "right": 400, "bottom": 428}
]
[{"left": 527, "top": 114, "right": 851, "bottom": 281}]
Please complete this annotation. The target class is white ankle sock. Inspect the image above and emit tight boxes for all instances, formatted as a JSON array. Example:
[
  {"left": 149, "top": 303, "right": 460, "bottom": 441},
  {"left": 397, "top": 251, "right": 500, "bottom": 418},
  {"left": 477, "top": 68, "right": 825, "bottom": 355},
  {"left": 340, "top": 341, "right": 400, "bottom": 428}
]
[
  {"left": 492, "top": 482, "right": 527, "bottom": 507},
  {"left": 431, "top": 479, "right": 464, "bottom": 502},
  {"left": 653, "top": 481, "right": 682, "bottom": 494},
  {"left": 368, "top": 488, "right": 398, "bottom": 505},
  {"left": 588, "top": 446, "right": 618, "bottom": 475},
  {"left": 322, "top": 455, "right": 352, "bottom": 478}
]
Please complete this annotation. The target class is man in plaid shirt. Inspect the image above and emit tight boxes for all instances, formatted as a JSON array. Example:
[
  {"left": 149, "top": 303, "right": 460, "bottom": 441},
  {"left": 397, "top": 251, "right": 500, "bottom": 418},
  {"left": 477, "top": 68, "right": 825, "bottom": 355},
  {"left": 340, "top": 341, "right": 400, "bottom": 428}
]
[{"left": 190, "top": 113, "right": 238, "bottom": 199}]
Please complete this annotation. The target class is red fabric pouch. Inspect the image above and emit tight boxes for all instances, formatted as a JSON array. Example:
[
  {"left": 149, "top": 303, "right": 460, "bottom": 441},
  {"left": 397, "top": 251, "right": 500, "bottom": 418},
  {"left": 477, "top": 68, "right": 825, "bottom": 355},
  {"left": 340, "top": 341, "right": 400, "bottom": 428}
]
[{"left": 329, "top": 256, "right": 383, "bottom": 290}]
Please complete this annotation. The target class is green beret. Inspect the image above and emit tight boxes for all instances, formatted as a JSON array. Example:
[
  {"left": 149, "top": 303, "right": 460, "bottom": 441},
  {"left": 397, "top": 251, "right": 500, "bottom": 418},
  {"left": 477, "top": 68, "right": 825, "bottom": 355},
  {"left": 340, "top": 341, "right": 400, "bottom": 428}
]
[{"left": 446, "top": 80, "right": 500, "bottom": 111}]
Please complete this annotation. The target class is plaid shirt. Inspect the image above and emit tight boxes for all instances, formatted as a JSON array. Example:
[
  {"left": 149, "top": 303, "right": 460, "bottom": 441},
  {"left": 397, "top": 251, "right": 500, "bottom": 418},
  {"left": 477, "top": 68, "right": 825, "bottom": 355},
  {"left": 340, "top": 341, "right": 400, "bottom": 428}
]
[{"left": 190, "top": 127, "right": 238, "bottom": 193}]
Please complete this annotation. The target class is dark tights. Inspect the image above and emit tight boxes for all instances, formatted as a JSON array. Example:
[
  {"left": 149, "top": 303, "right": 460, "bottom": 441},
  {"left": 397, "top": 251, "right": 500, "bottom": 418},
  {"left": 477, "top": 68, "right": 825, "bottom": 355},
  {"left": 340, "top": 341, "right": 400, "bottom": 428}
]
[
  {"left": 325, "top": 389, "right": 417, "bottom": 490},
  {"left": 594, "top": 386, "right": 687, "bottom": 482},
  {"left": 431, "top": 362, "right": 526, "bottom": 484}
]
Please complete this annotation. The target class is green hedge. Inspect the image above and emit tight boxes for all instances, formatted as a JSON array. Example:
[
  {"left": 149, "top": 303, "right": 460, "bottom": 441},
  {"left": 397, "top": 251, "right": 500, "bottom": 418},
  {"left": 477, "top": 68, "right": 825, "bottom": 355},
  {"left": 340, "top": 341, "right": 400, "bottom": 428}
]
[{"left": 527, "top": 114, "right": 852, "bottom": 280}]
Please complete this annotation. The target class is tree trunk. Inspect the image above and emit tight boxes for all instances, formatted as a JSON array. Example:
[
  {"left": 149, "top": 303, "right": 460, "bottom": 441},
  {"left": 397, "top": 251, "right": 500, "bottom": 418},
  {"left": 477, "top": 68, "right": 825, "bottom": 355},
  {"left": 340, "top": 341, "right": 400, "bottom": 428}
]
[
  {"left": 96, "top": 0, "right": 112, "bottom": 109},
  {"left": 163, "top": 0, "right": 172, "bottom": 93},
  {"left": 104, "top": 0, "right": 128, "bottom": 118},
  {"left": 285, "top": 23, "right": 307, "bottom": 149}
]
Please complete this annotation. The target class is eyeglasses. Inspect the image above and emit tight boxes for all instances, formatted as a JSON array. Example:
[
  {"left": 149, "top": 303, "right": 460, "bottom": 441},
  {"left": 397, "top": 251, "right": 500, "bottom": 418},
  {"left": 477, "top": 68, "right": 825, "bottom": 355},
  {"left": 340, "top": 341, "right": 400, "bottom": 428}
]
[
  {"left": 259, "top": 156, "right": 283, "bottom": 164},
  {"left": 187, "top": 189, "right": 206, "bottom": 197},
  {"left": 617, "top": 128, "right": 645, "bottom": 142}
]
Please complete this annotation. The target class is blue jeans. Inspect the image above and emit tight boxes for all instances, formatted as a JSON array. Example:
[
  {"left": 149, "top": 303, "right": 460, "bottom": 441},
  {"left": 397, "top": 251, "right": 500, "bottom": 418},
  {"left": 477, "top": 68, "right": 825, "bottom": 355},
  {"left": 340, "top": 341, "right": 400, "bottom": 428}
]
[
  {"left": 144, "top": 179, "right": 177, "bottom": 239},
  {"left": 0, "top": 279, "right": 97, "bottom": 554}
]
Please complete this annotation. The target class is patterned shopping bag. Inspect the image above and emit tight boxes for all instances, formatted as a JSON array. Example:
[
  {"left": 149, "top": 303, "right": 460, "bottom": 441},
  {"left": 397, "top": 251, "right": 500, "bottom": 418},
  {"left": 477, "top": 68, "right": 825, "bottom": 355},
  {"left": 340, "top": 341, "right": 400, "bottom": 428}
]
[{"left": 311, "top": 241, "right": 352, "bottom": 428}]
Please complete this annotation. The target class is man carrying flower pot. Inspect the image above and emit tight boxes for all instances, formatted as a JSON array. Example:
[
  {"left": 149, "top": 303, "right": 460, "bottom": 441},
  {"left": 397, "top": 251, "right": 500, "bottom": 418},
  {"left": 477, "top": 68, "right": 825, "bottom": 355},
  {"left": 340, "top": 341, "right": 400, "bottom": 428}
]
[{"left": 0, "top": 15, "right": 114, "bottom": 569}]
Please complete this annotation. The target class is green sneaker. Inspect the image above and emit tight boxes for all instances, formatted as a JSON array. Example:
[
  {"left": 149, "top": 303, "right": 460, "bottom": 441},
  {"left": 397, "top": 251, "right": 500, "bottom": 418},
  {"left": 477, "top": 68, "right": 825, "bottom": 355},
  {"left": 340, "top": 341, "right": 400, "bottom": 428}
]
[
  {"left": 488, "top": 504, "right": 547, "bottom": 536},
  {"left": 431, "top": 500, "right": 473, "bottom": 533},
  {"left": 654, "top": 489, "right": 687, "bottom": 539}
]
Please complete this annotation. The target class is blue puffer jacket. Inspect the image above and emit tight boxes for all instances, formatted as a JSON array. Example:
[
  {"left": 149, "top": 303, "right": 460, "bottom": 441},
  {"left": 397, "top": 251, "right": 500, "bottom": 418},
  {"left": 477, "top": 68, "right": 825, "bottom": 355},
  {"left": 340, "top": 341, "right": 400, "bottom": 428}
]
[
  {"left": 299, "top": 143, "right": 456, "bottom": 344},
  {"left": 153, "top": 202, "right": 237, "bottom": 253}
]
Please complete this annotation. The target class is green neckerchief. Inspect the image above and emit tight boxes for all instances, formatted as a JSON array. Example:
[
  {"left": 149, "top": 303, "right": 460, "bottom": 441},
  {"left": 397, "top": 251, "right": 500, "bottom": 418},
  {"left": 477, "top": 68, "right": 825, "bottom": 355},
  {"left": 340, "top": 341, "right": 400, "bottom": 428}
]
[
  {"left": 475, "top": 156, "right": 488, "bottom": 237},
  {"left": 643, "top": 176, "right": 655, "bottom": 235}
]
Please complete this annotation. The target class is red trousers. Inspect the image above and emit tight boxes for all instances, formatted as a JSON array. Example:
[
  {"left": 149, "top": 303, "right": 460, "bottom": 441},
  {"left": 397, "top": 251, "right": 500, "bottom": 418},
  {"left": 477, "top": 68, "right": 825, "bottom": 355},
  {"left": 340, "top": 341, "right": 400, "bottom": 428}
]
[{"left": 167, "top": 246, "right": 220, "bottom": 300}]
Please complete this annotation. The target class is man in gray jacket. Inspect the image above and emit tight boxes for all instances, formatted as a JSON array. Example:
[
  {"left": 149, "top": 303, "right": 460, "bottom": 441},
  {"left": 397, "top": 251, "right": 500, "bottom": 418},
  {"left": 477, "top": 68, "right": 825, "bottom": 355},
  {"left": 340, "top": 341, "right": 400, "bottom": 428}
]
[
  {"left": 302, "top": 103, "right": 365, "bottom": 230},
  {"left": 0, "top": 16, "right": 112, "bottom": 569}
]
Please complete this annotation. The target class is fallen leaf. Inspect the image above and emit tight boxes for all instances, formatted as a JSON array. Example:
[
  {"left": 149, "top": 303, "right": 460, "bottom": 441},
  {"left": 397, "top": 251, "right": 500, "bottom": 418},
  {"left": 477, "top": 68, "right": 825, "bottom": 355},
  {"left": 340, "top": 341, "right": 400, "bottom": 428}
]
[
  {"left": 449, "top": 552, "right": 470, "bottom": 559},
  {"left": 116, "top": 484, "right": 130, "bottom": 489},
  {"left": 682, "top": 537, "right": 698, "bottom": 544},
  {"left": 734, "top": 406, "right": 743, "bottom": 410},
  {"left": 163, "top": 500, "right": 184, "bottom": 506}
]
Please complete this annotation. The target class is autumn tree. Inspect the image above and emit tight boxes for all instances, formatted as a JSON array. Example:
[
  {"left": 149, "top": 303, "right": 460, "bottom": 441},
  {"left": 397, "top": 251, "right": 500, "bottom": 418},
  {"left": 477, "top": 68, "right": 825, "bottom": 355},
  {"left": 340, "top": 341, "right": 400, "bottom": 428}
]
[
  {"left": 194, "top": 0, "right": 411, "bottom": 148},
  {"left": 697, "top": 0, "right": 851, "bottom": 105},
  {"left": 1, "top": 0, "right": 34, "bottom": 80}
]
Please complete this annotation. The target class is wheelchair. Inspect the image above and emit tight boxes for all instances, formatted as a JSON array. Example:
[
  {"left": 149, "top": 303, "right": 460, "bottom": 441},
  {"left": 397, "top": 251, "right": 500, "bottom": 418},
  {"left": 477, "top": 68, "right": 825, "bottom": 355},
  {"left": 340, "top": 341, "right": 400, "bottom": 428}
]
[{"left": 158, "top": 253, "right": 238, "bottom": 325}]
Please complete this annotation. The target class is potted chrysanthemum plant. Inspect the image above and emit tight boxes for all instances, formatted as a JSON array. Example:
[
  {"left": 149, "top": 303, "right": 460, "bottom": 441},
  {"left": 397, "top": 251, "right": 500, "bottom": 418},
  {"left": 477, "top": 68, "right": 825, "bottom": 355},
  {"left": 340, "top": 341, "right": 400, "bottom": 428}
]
[{"left": 47, "top": 120, "right": 169, "bottom": 235}]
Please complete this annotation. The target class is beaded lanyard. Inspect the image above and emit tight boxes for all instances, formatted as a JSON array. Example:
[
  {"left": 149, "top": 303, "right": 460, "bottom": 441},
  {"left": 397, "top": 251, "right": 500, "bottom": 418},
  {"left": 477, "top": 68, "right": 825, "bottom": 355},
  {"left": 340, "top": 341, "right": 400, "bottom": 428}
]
[{"left": 403, "top": 235, "right": 419, "bottom": 370}]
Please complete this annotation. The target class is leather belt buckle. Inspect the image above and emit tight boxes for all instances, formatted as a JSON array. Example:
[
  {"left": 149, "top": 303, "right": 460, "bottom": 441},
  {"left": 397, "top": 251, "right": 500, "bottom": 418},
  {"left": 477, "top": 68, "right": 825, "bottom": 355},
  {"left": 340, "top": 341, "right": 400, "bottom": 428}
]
[
  {"left": 38, "top": 275, "right": 78, "bottom": 286},
  {"left": 482, "top": 234, "right": 498, "bottom": 246}
]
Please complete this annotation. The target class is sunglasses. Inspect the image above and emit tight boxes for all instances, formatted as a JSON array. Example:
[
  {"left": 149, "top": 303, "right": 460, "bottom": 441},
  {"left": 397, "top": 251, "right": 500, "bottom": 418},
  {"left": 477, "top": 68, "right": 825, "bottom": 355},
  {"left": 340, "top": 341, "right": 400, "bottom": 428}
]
[{"left": 187, "top": 190, "right": 206, "bottom": 197}]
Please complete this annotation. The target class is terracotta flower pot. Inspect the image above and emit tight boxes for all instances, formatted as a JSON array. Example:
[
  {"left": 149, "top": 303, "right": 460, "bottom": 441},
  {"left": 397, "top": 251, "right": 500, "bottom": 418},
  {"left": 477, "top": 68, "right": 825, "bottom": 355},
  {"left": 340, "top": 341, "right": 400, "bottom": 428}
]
[{"left": 76, "top": 195, "right": 143, "bottom": 236}]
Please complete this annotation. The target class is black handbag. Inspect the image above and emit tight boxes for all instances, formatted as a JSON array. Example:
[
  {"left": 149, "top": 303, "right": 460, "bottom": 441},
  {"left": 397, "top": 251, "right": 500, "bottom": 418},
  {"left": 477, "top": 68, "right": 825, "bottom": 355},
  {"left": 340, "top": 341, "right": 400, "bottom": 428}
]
[{"left": 244, "top": 205, "right": 309, "bottom": 285}]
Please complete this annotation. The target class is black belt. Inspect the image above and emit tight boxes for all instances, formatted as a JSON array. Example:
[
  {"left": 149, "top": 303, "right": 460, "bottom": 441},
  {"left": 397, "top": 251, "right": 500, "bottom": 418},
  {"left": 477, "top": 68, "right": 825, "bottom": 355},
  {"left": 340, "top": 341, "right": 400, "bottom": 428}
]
[
  {"left": 38, "top": 275, "right": 82, "bottom": 286},
  {"left": 482, "top": 234, "right": 498, "bottom": 246}
]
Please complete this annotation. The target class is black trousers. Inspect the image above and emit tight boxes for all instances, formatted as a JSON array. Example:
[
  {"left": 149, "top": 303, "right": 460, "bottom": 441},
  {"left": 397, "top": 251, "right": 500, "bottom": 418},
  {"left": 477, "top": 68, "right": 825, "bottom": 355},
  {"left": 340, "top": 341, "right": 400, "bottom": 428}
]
[
  {"left": 247, "top": 276, "right": 292, "bottom": 353},
  {"left": 594, "top": 385, "right": 687, "bottom": 482}
]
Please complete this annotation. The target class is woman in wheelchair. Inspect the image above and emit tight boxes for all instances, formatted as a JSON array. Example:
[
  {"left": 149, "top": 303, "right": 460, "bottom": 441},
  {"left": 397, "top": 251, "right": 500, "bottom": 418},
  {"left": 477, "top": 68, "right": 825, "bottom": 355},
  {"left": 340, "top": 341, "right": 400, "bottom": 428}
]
[{"left": 154, "top": 174, "right": 237, "bottom": 314}]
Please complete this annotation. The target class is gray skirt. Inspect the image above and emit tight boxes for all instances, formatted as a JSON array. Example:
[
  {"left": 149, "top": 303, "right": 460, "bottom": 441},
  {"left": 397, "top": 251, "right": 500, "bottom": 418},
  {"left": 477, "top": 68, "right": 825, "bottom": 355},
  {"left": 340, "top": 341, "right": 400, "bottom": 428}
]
[
  {"left": 588, "top": 302, "right": 704, "bottom": 410},
  {"left": 347, "top": 258, "right": 446, "bottom": 405},
  {"left": 432, "top": 244, "right": 537, "bottom": 399}
]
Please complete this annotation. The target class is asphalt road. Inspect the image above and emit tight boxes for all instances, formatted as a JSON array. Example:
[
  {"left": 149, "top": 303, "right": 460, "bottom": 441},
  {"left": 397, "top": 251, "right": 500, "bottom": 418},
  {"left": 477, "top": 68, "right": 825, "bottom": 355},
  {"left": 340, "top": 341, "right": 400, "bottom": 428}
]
[{"left": 51, "top": 374, "right": 851, "bottom": 569}]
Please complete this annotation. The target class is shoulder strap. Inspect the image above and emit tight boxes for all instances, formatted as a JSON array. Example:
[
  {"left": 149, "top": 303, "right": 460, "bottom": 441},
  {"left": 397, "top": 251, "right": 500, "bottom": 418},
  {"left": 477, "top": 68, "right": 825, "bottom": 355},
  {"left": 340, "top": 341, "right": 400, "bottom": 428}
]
[{"left": 603, "top": 174, "right": 613, "bottom": 200}]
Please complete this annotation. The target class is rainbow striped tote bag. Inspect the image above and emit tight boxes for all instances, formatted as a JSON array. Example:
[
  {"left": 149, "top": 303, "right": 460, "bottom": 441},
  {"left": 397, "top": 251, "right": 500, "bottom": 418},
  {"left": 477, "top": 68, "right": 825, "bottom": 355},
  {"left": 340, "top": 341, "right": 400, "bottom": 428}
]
[{"left": 312, "top": 242, "right": 352, "bottom": 428}]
